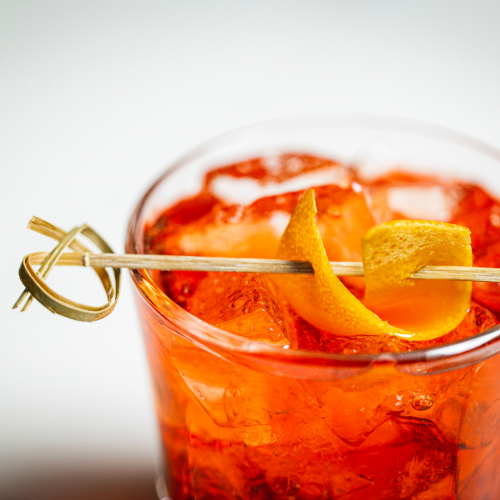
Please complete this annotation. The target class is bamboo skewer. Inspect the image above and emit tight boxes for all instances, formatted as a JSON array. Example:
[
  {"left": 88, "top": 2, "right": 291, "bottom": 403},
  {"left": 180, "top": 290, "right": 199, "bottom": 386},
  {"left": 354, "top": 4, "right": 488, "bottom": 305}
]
[
  {"left": 14, "top": 215, "right": 500, "bottom": 322},
  {"left": 24, "top": 251, "right": 500, "bottom": 283}
]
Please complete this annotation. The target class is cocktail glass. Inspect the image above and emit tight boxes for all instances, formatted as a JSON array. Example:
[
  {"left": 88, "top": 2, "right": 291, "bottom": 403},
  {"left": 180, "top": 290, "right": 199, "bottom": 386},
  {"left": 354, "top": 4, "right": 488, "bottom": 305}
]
[{"left": 126, "top": 114, "right": 500, "bottom": 499}]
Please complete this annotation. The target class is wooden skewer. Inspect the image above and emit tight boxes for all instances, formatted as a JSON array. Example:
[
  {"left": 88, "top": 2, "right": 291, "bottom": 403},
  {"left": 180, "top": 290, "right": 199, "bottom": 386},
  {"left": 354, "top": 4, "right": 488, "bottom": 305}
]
[
  {"left": 16, "top": 216, "right": 500, "bottom": 322},
  {"left": 15, "top": 214, "right": 500, "bottom": 322},
  {"left": 25, "top": 251, "right": 500, "bottom": 283}
]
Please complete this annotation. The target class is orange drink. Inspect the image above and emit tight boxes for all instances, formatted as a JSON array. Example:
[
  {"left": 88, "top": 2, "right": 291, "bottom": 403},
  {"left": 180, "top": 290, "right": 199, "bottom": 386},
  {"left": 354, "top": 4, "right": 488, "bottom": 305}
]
[{"left": 127, "top": 116, "right": 500, "bottom": 499}]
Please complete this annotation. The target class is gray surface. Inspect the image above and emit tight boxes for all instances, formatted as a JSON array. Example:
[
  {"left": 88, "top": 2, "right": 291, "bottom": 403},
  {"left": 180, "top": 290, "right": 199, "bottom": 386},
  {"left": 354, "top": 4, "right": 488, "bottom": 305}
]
[{"left": 2, "top": 0, "right": 500, "bottom": 496}]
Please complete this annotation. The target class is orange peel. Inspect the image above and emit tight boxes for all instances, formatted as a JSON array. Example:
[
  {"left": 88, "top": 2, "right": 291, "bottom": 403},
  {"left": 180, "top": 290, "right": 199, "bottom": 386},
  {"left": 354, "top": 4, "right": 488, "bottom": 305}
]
[
  {"left": 362, "top": 219, "right": 472, "bottom": 338},
  {"left": 275, "top": 188, "right": 472, "bottom": 341}
]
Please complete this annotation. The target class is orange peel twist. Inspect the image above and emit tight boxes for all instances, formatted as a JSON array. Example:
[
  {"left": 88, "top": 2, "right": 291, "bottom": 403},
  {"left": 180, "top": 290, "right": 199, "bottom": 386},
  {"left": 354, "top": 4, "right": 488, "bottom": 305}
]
[{"left": 275, "top": 189, "right": 472, "bottom": 341}]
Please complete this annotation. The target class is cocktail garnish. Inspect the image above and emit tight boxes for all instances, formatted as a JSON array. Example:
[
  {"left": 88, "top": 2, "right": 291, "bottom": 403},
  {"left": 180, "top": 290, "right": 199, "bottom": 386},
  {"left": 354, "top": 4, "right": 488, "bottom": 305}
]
[
  {"left": 14, "top": 214, "right": 492, "bottom": 325},
  {"left": 275, "top": 189, "right": 472, "bottom": 340},
  {"left": 362, "top": 220, "right": 472, "bottom": 339},
  {"left": 274, "top": 189, "right": 406, "bottom": 338}
]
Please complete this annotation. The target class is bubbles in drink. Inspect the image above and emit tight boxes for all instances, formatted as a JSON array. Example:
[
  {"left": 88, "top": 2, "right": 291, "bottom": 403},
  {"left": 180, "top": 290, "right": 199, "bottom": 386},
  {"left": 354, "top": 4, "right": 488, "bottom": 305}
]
[{"left": 412, "top": 395, "right": 434, "bottom": 411}]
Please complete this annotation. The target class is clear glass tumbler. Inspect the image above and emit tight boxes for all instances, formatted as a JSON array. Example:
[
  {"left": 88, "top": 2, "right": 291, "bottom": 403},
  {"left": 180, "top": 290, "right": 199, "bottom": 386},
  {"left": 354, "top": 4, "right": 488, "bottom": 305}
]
[{"left": 126, "top": 114, "right": 500, "bottom": 499}]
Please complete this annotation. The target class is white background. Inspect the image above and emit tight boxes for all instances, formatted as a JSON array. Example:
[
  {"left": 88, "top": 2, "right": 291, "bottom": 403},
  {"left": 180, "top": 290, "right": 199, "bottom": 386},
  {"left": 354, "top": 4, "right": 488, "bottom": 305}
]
[{"left": 2, "top": 1, "right": 500, "bottom": 498}]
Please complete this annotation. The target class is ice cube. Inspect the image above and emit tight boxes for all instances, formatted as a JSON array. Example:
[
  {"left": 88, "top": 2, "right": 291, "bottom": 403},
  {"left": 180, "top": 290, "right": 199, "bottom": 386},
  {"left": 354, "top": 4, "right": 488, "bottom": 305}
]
[
  {"left": 366, "top": 184, "right": 464, "bottom": 224},
  {"left": 188, "top": 273, "right": 289, "bottom": 345}
]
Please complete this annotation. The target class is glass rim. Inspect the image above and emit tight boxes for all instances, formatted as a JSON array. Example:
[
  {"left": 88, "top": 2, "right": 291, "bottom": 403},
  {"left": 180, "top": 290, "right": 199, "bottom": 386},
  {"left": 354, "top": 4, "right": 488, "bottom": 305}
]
[{"left": 126, "top": 112, "right": 500, "bottom": 371}]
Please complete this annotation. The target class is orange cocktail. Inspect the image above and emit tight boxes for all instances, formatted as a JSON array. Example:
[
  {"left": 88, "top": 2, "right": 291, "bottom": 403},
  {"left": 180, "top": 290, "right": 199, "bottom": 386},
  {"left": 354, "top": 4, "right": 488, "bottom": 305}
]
[{"left": 127, "top": 116, "right": 500, "bottom": 499}]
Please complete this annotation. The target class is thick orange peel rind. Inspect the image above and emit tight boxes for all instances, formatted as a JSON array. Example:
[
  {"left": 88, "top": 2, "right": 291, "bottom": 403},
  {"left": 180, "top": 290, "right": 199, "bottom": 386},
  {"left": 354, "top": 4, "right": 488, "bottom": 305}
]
[
  {"left": 362, "top": 219, "right": 472, "bottom": 339},
  {"left": 275, "top": 189, "right": 472, "bottom": 341}
]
